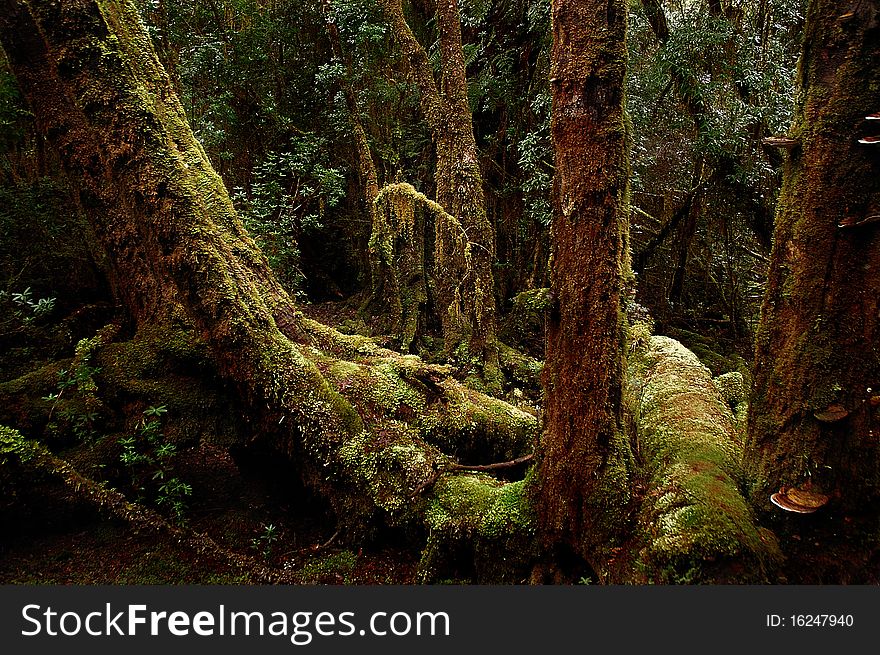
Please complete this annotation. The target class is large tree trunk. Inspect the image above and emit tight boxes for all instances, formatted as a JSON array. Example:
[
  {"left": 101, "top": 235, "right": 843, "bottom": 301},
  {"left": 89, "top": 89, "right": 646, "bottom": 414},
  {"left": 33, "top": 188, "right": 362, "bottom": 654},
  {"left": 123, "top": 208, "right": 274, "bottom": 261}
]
[
  {"left": 0, "top": 0, "right": 539, "bottom": 580},
  {"left": 745, "top": 0, "right": 880, "bottom": 534},
  {"left": 535, "top": 0, "right": 634, "bottom": 564}
]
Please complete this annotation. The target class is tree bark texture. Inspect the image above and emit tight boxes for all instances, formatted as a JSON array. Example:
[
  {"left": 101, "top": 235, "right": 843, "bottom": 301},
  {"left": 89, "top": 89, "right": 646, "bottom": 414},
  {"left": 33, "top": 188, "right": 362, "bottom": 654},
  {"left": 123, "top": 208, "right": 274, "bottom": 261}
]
[
  {"left": 322, "top": 0, "right": 379, "bottom": 206},
  {"left": 745, "top": 0, "right": 880, "bottom": 515},
  {"left": 365, "top": 183, "right": 434, "bottom": 351},
  {"left": 536, "top": 0, "right": 634, "bottom": 562},
  {"left": 0, "top": 0, "right": 307, "bottom": 342}
]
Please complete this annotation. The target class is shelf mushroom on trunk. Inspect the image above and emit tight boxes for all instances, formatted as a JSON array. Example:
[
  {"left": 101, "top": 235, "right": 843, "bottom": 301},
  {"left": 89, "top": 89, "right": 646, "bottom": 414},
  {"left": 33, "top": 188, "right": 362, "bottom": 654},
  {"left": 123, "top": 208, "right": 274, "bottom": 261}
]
[{"left": 770, "top": 485, "right": 830, "bottom": 514}]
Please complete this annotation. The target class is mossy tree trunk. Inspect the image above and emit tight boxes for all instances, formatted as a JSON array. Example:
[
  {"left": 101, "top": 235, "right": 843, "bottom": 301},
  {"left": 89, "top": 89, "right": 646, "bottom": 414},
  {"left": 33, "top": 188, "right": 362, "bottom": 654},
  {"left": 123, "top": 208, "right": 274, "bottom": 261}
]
[
  {"left": 0, "top": 0, "right": 309, "bottom": 342},
  {"left": 535, "top": 0, "right": 634, "bottom": 564},
  {"left": 626, "top": 337, "right": 781, "bottom": 583},
  {"left": 366, "top": 183, "right": 443, "bottom": 352},
  {"left": 745, "top": 0, "right": 880, "bottom": 521},
  {"left": 376, "top": 0, "right": 500, "bottom": 387}
]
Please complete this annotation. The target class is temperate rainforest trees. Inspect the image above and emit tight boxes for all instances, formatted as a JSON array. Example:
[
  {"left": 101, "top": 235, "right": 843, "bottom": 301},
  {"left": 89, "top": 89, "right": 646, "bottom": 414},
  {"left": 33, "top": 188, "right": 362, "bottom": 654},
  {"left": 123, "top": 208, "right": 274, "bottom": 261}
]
[
  {"left": 745, "top": 0, "right": 880, "bottom": 573},
  {"left": 5, "top": 0, "right": 877, "bottom": 585},
  {"left": 374, "top": 0, "right": 501, "bottom": 385},
  {"left": 0, "top": 0, "right": 542, "bottom": 583}
]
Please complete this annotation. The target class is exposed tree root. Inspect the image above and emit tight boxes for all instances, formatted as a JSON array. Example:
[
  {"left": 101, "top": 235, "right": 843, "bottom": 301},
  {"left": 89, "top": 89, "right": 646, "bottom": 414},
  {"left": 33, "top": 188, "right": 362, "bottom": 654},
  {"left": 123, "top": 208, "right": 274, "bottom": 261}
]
[{"left": 0, "top": 425, "right": 296, "bottom": 583}]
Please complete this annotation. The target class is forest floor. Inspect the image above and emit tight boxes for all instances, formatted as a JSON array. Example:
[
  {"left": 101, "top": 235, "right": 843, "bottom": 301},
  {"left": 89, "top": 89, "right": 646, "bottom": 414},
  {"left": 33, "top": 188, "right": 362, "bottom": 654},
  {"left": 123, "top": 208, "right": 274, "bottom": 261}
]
[
  {"left": 0, "top": 294, "right": 758, "bottom": 585},
  {"left": 0, "top": 435, "right": 418, "bottom": 585},
  {"left": 0, "top": 394, "right": 418, "bottom": 585},
  {"left": 1, "top": 292, "right": 432, "bottom": 584}
]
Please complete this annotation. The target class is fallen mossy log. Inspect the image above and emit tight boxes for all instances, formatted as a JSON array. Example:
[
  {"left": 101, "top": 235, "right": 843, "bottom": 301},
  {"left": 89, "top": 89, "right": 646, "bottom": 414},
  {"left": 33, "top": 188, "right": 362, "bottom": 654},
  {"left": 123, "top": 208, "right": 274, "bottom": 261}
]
[
  {"left": 1, "top": 327, "right": 782, "bottom": 583},
  {"left": 0, "top": 425, "right": 294, "bottom": 583},
  {"left": 625, "top": 337, "right": 781, "bottom": 583}
]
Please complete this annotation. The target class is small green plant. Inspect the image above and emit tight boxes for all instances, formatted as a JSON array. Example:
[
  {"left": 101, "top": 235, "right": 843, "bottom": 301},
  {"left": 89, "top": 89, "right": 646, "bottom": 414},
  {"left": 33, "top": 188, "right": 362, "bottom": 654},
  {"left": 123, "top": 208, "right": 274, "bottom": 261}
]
[
  {"left": 118, "top": 405, "right": 191, "bottom": 525},
  {"left": 41, "top": 334, "right": 106, "bottom": 442},
  {"left": 2, "top": 286, "right": 56, "bottom": 323},
  {"left": 251, "top": 523, "right": 281, "bottom": 561},
  {"left": 157, "top": 477, "right": 193, "bottom": 525}
]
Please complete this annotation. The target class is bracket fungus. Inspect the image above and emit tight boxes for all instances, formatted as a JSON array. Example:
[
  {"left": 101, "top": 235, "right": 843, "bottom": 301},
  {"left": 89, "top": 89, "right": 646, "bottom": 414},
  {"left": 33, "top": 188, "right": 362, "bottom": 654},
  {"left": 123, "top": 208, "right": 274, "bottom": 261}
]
[
  {"left": 762, "top": 136, "right": 800, "bottom": 149},
  {"left": 813, "top": 404, "right": 850, "bottom": 422},
  {"left": 857, "top": 136, "right": 880, "bottom": 145},
  {"left": 770, "top": 486, "right": 830, "bottom": 514},
  {"left": 866, "top": 113, "right": 880, "bottom": 121}
]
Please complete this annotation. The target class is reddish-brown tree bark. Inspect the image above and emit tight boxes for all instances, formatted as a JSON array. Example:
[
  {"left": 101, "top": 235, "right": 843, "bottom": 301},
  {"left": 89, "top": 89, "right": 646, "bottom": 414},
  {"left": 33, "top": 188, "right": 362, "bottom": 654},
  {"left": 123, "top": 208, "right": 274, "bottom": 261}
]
[{"left": 535, "top": 0, "right": 634, "bottom": 564}]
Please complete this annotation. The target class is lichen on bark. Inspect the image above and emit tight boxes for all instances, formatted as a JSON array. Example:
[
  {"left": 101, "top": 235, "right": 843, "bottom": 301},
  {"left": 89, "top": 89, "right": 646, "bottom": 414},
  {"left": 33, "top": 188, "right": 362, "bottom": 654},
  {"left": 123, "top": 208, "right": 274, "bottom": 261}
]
[
  {"left": 364, "top": 182, "right": 472, "bottom": 357},
  {"left": 375, "top": 0, "right": 501, "bottom": 390}
]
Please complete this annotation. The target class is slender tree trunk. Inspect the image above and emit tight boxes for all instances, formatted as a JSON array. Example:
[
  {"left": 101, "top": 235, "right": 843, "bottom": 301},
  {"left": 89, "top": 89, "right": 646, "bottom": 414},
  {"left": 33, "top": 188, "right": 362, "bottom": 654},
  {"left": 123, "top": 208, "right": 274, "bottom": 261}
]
[
  {"left": 639, "top": 0, "right": 775, "bottom": 251},
  {"left": 377, "top": 0, "right": 500, "bottom": 384},
  {"left": 536, "top": 0, "right": 633, "bottom": 564},
  {"left": 322, "top": 0, "right": 379, "bottom": 206},
  {"left": 745, "top": 0, "right": 880, "bottom": 522},
  {"left": 433, "top": 0, "right": 499, "bottom": 378},
  {"left": 668, "top": 194, "right": 700, "bottom": 308}
]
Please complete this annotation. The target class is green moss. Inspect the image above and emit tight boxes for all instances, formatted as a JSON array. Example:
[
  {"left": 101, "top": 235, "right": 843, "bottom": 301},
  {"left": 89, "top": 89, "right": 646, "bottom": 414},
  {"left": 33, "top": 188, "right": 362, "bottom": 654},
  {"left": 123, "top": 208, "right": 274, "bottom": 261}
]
[
  {"left": 627, "top": 320, "right": 653, "bottom": 355},
  {"left": 713, "top": 371, "right": 746, "bottom": 407},
  {"left": 427, "top": 474, "right": 502, "bottom": 533},
  {"left": 364, "top": 184, "right": 501, "bottom": 392},
  {"left": 629, "top": 337, "right": 781, "bottom": 582},
  {"left": 424, "top": 381, "right": 536, "bottom": 462},
  {"left": 500, "top": 288, "right": 550, "bottom": 357},
  {"left": 293, "top": 550, "right": 359, "bottom": 584},
  {"left": 321, "top": 351, "right": 537, "bottom": 464},
  {"left": 479, "top": 479, "right": 536, "bottom": 539},
  {"left": 0, "top": 424, "right": 39, "bottom": 464},
  {"left": 415, "top": 474, "right": 539, "bottom": 583},
  {"left": 365, "top": 183, "right": 434, "bottom": 352},
  {"left": 418, "top": 473, "right": 538, "bottom": 583},
  {"left": 665, "top": 328, "right": 746, "bottom": 377},
  {"left": 498, "top": 342, "right": 543, "bottom": 391}
]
